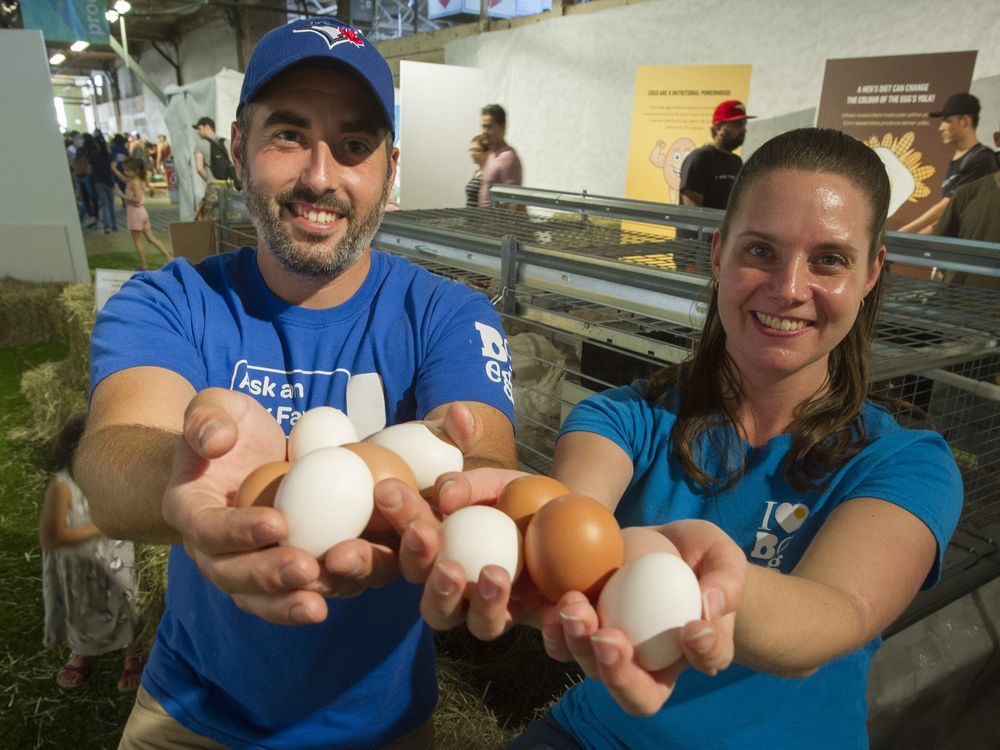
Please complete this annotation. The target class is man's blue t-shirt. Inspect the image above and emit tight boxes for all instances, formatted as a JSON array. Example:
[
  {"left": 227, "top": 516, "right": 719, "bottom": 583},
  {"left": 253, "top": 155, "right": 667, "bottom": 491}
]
[
  {"left": 551, "top": 383, "right": 962, "bottom": 750},
  {"left": 90, "top": 247, "right": 516, "bottom": 749}
]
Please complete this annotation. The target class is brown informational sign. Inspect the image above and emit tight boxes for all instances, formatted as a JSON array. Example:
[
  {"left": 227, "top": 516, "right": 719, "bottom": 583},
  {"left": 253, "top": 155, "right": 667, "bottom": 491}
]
[{"left": 817, "top": 51, "right": 977, "bottom": 230}]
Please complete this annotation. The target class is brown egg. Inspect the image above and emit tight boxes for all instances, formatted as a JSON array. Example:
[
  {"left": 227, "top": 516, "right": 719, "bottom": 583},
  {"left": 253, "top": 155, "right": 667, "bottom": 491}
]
[
  {"left": 497, "top": 475, "right": 572, "bottom": 535},
  {"left": 342, "top": 442, "right": 420, "bottom": 538},
  {"left": 342, "top": 442, "right": 419, "bottom": 490},
  {"left": 524, "top": 494, "right": 625, "bottom": 603},
  {"left": 235, "top": 461, "right": 291, "bottom": 508}
]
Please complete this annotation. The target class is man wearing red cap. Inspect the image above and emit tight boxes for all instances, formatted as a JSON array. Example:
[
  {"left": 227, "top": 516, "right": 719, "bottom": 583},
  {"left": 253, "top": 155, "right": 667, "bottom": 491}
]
[
  {"left": 679, "top": 99, "right": 754, "bottom": 210},
  {"left": 900, "top": 93, "right": 998, "bottom": 234}
]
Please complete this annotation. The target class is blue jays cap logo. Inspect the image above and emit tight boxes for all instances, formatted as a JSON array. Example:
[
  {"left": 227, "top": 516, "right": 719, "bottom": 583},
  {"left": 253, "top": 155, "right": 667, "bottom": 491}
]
[{"left": 292, "top": 23, "right": 366, "bottom": 50}]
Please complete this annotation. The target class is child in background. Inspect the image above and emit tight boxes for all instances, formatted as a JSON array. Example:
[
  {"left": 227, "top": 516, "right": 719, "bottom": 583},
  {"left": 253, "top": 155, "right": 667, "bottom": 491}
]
[
  {"left": 122, "top": 157, "right": 173, "bottom": 270},
  {"left": 39, "top": 414, "right": 145, "bottom": 693}
]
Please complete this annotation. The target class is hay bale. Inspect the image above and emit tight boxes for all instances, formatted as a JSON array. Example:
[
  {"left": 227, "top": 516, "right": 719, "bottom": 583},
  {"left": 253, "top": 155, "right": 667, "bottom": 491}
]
[
  {"left": 60, "top": 282, "right": 96, "bottom": 391},
  {"left": 0, "top": 279, "right": 67, "bottom": 346},
  {"left": 8, "top": 360, "right": 87, "bottom": 447}
]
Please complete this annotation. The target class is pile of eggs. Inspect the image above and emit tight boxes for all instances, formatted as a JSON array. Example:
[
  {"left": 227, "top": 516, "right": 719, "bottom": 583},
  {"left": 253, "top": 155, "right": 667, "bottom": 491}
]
[
  {"left": 440, "top": 475, "right": 703, "bottom": 671},
  {"left": 235, "top": 406, "right": 463, "bottom": 557},
  {"left": 237, "top": 408, "right": 703, "bottom": 671}
]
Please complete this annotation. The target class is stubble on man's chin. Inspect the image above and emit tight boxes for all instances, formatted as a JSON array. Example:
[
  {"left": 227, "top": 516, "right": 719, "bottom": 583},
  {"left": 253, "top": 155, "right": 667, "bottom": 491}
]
[{"left": 243, "top": 173, "right": 389, "bottom": 281}]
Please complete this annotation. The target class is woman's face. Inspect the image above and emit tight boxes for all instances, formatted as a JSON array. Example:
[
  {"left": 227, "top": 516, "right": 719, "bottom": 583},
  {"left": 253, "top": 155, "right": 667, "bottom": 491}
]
[
  {"left": 711, "top": 168, "right": 885, "bottom": 391},
  {"left": 469, "top": 141, "right": 488, "bottom": 168}
]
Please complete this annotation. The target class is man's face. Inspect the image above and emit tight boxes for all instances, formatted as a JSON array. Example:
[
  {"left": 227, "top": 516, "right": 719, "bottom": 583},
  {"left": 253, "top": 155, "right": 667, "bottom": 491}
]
[
  {"left": 232, "top": 66, "right": 397, "bottom": 280},
  {"left": 717, "top": 119, "right": 747, "bottom": 151},
  {"left": 481, "top": 114, "right": 505, "bottom": 150},
  {"left": 196, "top": 124, "right": 210, "bottom": 139},
  {"left": 938, "top": 115, "right": 969, "bottom": 145}
]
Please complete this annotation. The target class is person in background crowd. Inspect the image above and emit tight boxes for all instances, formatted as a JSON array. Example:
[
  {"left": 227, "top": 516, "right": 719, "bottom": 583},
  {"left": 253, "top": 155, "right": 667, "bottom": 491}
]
[
  {"left": 410, "top": 128, "right": 963, "bottom": 750},
  {"left": 121, "top": 158, "right": 173, "bottom": 269},
  {"left": 40, "top": 413, "right": 145, "bottom": 694},
  {"left": 74, "top": 133, "right": 99, "bottom": 228},
  {"left": 91, "top": 132, "right": 119, "bottom": 233},
  {"left": 899, "top": 93, "right": 998, "bottom": 234},
  {"left": 75, "top": 17, "right": 516, "bottom": 749},
  {"left": 192, "top": 116, "right": 224, "bottom": 182},
  {"left": 680, "top": 99, "right": 755, "bottom": 210},
  {"left": 466, "top": 134, "right": 489, "bottom": 208},
  {"left": 155, "top": 134, "right": 172, "bottom": 175},
  {"left": 110, "top": 133, "right": 130, "bottom": 211},
  {"left": 478, "top": 103, "right": 523, "bottom": 208}
]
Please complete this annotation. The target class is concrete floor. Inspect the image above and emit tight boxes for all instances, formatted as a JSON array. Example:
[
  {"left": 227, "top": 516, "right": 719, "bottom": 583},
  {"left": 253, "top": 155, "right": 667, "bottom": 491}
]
[{"left": 80, "top": 188, "right": 179, "bottom": 267}]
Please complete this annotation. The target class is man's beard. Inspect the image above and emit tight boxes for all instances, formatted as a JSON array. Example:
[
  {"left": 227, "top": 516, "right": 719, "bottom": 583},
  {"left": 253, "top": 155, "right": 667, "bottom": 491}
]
[
  {"left": 720, "top": 131, "right": 744, "bottom": 152},
  {"left": 243, "top": 165, "right": 390, "bottom": 280}
]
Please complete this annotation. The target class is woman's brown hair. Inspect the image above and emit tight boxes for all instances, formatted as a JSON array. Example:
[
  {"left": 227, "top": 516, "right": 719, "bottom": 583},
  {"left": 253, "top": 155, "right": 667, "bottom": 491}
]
[{"left": 646, "top": 127, "right": 890, "bottom": 492}]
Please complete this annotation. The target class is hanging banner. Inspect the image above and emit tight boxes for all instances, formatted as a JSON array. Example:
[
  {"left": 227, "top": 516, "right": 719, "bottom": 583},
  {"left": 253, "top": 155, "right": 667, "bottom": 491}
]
[
  {"left": 625, "top": 65, "right": 752, "bottom": 206},
  {"left": 20, "top": 0, "right": 109, "bottom": 46},
  {"left": 816, "top": 51, "right": 977, "bottom": 230}
]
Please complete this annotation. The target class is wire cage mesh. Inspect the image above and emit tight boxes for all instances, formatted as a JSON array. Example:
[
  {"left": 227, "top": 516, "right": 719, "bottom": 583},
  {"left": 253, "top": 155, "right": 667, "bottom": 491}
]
[{"left": 374, "top": 200, "right": 1000, "bottom": 621}]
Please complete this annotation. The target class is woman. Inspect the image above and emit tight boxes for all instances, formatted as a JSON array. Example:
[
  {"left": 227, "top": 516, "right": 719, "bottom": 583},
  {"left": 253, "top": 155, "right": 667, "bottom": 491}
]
[
  {"left": 466, "top": 134, "right": 489, "bottom": 208},
  {"left": 408, "top": 128, "right": 963, "bottom": 748}
]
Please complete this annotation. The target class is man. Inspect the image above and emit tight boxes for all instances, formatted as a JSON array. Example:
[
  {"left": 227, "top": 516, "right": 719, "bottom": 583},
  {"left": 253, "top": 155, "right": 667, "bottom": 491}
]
[
  {"left": 75, "top": 18, "right": 516, "bottom": 749},
  {"left": 477, "top": 103, "right": 523, "bottom": 207},
  {"left": 934, "top": 171, "right": 1000, "bottom": 244},
  {"left": 679, "top": 99, "right": 754, "bottom": 209},
  {"left": 899, "top": 93, "right": 998, "bottom": 234},
  {"left": 192, "top": 116, "right": 226, "bottom": 182}
]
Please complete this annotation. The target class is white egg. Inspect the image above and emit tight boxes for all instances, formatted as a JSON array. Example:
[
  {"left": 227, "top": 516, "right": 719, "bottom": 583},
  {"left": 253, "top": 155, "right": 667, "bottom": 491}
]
[
  {"left": 288, "top": 406, "right": 359, "bottom": 462},
  {"left": 274, "top": 446, "right": 374, "bottom": 558},
  {"left": 439, "top": 505, "right": 523, "bottom": 596},
  {"left": 365, "top": 422, "right": 463, "bottom": 491},
  {"left": 597, "top": 552, "right": 702, "bottom": 671}
]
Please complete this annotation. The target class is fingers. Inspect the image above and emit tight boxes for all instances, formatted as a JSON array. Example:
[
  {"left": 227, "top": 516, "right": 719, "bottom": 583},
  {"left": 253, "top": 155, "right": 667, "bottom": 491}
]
[
  {"left": 323, "top": 537, "right": 401, "bottom": 590},
  {"left": 231, "top": 589, "right": 329, "bottom": 626},
  {"left": 420, "top": 560, "right": 468, "bottom": 631},
  {"left": 464, "top": 566, "right": 515, "bottom": 641},
  {"left": 433, "top": 467, "right": 527, "bottom": 515},
  {"left": 432, "top": 402, "right": 480, "bottom": 454},
  {"left": 374, "top": 479, "right": 441, "bottom": 583},
  {"left": 179, "top": 504, "right": 286, "bottom": 557},
  {"left": 556, "top": 593, "right": 602, "bottom": 678},
  {"left": 182, "top": 388, "right": 242, "bottom": 458},
  {"left": 588, "top": 629, "right": 681, "bottom": 717},
  {"left": 679, "top": 614, "right": 735, "bottom": 676}
]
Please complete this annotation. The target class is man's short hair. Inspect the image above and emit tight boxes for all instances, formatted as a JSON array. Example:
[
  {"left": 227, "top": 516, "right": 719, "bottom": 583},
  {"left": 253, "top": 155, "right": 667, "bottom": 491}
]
[{"left": 482, "top": 104, "right": 506, "bottom": 126}]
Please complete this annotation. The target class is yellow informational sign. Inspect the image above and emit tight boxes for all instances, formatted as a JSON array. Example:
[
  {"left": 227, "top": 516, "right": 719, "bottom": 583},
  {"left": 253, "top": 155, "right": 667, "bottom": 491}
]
[{"left": 625, "top": 65, "right": 753, "bottom": 206}]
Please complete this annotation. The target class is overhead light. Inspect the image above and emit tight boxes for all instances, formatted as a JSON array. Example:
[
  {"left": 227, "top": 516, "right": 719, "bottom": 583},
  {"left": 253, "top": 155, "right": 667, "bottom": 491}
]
[
  {"left": 70, "top": 40, "right": 90, "bottom": 52},
  {"left": 106, "top": 9, "right": 119, "bottom": 22},
  {"left": 114, "top": 0, "right": 132, "bottom": 14},
  {"left": 49, "top": 53, "right": 66, "bottom": 65}
]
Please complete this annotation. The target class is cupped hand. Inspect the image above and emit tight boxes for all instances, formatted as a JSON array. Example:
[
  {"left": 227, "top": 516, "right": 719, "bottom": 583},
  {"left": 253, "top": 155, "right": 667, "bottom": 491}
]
[
  {"left": 539, "top": 520, "right": 746, "bottom": 716},
  {"left": 163, "top": 388, "right": 336, "bottom": 626}
]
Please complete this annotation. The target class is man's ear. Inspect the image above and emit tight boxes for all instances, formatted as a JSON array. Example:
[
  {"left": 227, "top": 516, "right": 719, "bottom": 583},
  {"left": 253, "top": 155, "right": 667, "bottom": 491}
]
[{"left": 230, "top": 120, "right": 243, "bottom": 191}]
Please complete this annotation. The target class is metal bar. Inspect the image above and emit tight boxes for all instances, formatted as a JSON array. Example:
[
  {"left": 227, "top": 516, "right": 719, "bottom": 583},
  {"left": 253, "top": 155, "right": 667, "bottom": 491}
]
[
  {"left": 108, "top": 35, "right": 167, "bottom": 105},
  {"left": 885, "top": 231, "right": 1000, "bottom": 278}
]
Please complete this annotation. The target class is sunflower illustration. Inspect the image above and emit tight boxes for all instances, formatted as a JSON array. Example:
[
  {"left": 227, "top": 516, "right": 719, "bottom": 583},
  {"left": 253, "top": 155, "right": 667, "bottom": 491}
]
[{"left": 865, "top": 132, "right": 936, "bottom": 217}]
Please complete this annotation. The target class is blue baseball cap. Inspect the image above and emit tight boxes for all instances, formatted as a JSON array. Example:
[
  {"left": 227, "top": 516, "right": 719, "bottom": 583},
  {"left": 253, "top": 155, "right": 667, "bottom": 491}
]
[{"left": 239, "top": 18, "right": 395, "bottom": 136}]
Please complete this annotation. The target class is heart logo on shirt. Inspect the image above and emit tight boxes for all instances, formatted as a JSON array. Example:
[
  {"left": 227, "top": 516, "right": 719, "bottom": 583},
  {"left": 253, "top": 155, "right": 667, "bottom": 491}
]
[{"left": 775, "top": 503, "right": 809, "bottom": 533}]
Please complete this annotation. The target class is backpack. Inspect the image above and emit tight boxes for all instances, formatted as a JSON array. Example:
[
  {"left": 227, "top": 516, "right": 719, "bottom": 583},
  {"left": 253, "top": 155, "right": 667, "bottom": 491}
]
[{"left": 208, "top": 137, "right": 234, "bottom": 181}]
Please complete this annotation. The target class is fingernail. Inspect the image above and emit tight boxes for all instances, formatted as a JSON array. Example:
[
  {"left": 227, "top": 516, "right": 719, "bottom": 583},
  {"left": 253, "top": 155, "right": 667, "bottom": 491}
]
[
  {"left": 197, "top": 419, "right": 222, "bottom": 446},
  {"left": 437, "top": 479, "right": 455, "bottom": 497},
  {"left": 432, "top": 562, "right": 458, "bottom": 597},
  {"left": 479, "top": 569, "right": 502, "bottom": 600},
  {"left": 402, "top": 526, "right": 426, "bottom": 555},
  {"left": 559, "top": 610, "right": 587, "bottom": 638},
  {"left": 341, "top": 553, "right": 363, "bottom": 577},
  {"left": 541, "top": 628, "right": 562, "bottom": 650},
  {"left": 704, "top": 589, "right": 724, "bottom": 622},
  {"left": 251, "top": 523, "right": 278, "bottom": 543},
  {"left": 686, "top": 627, "right": 716, "bottom": 654},
  {"left": 590, "top": 636, "right": 620, "bottom": 666},
  {"left": 288, "top": 604, "right": 311, "bottom": 624},
  {"left": 279, "top": 562, "right": 310, "bottom": 588}
]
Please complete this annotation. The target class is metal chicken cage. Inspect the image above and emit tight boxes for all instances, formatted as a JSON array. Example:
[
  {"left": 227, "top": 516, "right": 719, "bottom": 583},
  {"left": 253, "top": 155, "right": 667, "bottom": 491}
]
[{"left": 373, "top": 186, "right": 1000, "bottom": 630}]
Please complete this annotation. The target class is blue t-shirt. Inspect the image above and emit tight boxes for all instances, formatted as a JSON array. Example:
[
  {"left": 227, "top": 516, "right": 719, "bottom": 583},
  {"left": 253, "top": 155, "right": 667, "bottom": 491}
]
[
  {"left": 551, "top": 383, "right": 962, "bottom": 750},
  {"left": 90, "top": 247, "right": 515, "bottom": 749}
]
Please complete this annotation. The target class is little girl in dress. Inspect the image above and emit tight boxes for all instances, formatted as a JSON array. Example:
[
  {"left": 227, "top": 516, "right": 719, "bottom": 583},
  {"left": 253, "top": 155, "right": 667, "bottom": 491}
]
[
  {"left": 122, "top": 158, "right": 173, "bottom": 270},
  {"left": 39, "top": 414, "right": 145, "bottom": 692}
]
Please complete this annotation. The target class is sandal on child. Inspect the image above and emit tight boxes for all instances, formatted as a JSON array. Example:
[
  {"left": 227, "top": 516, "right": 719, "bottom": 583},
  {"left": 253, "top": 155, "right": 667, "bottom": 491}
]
[
  {"left": 117, "top": 654, "right": 145, "bottom": 694},
  {"left": 56, "top": 656, "right": 90, "bottom": 689}
]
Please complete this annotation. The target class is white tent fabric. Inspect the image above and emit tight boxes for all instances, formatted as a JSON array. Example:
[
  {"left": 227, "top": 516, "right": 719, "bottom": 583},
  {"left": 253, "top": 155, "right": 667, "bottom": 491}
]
[{"left": 163, "top": 69, "right": 244, "bottom": 220}]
